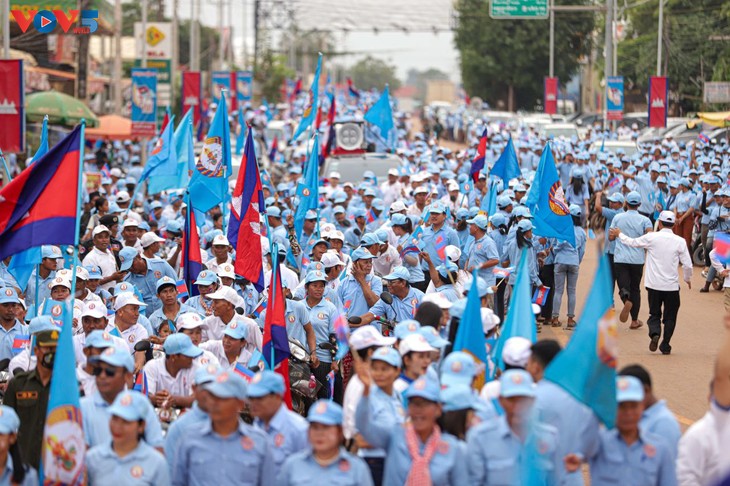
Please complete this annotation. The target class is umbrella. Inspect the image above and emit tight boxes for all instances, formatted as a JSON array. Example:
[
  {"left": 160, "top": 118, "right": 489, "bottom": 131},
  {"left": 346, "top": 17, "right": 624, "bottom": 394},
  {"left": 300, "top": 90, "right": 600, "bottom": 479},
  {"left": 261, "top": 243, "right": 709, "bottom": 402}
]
[
  {"left": 85, "top": 115, "right": 132, "bottom": 140},
  {"left": 689, "top": 111, "right": 730, "bottom": 128},
  {"left": 26, "top": 91, "right": 99, "bottom": 128}
]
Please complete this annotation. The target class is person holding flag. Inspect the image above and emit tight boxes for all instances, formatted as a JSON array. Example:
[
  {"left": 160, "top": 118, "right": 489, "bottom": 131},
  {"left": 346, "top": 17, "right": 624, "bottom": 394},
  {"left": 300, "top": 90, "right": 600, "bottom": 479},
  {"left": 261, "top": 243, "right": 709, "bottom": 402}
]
[
  {"left": 419, "top": 204, "right": 460, "bottom": 285},
  {"left": 0, "top": 288, "right": 28, "bottom": 362}
]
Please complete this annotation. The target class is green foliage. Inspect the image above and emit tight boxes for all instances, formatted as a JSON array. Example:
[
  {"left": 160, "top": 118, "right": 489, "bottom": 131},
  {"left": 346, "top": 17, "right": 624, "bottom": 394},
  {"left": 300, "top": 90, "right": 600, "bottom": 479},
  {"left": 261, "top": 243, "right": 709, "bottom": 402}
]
[
  {"left": 346, "top": 56, "right": 402, "bottom": 91},
  {"left": 254, "top": 50, "right": 295, "bottom": 102},
  {"left": 454, "top": 0, "right": 595, "bottom": 110}
]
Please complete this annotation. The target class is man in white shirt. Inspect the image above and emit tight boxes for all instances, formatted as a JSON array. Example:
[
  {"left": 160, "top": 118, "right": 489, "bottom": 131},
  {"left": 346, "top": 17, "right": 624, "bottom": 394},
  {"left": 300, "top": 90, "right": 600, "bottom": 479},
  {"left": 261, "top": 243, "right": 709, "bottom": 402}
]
[
  {"left": 380, "top": 168, "right": 403, "bottom": 206},
  {"left": 610, "top": 210, "right": 693, "bottom": 355},
  {"left": 143, "top": 332, "right": 201, "bottom": 409},
  {"left": 105, "top": 292, "right": 149, "bottom": 356},
  {"left": 82, "top": 225, "right": 124, "bottom": 291},
  {"left": 202, "top": 286, "right": 263, "bottom": 353},
  {"left": 200, "top": 319, "right": 252, "bottom": 371},
  {"left": 73, "top": 301, "right": 126, "bottom": 366}
]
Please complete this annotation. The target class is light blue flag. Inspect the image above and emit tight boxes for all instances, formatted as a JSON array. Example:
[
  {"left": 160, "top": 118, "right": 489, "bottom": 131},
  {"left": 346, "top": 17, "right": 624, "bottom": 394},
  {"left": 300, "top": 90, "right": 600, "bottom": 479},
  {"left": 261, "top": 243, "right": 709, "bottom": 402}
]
[
  {"left": 480, "top": 179, "right": 498, "bottom": 215},
  {"left": 189, "top": 94, "right": 232, "bottom": 212},
  {"left": 293, "top": 134, "right": 320, "bottom": 240},
  {"left": 174, "top": 108, "right": 195, "bottom": 190},
  {"left": 235, "top": 109, "right": 245, "bottom": 156},
  {"left": 40, "top": 299, "right": 86, "bottom": 484},
  {"left": 494, "top": 248, "right": 537, "bottom": 370},
  {"left": 292, "top": 54, "right": 322, "bottom": 140},
  {"left": 525, "top": 143, "right": 576, "bottom": 246},
  {"left": 29, "top": 115, "right": 49, "bottom": 166},
  {"left": 364, "top": 85, "right": 394, "bottom": 140},
  {"left": 139, "top": 115, "right": 178, "bottom": 194},
  {"left": 7, "top": 247, "right": 42, "bottom": 292},
  {"left": 490, "top": 137, "right": 521, "bottom": 183},
  {"left": 544, "top": 253, "right": 618, "bottom": 428},
  {"left": 453, "top": 270, "right": 488, "bottom": 366}
]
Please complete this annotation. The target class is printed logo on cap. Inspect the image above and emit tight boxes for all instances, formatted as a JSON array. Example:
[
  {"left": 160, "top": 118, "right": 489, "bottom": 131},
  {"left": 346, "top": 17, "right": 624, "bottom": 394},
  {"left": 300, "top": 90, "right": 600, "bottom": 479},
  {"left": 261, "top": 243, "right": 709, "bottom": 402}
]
[
  {"left": 511, "top": 373, "right": 524, "bottom": 384},
  {"left": 414, "top": 378, "right": 426, "bottom": 390},
  {"left": 217, "top": 372, "right": 230, "bottom": 383},
  {"left": 103, "top": 347, "right": 115, "bottom": 356},
  {"left": 4, "top": 289, "right": 12, "bottom": 296},
  {"left": 617, "top": 378, "right": 629, "bottom": 390},
  {"left": 102, "top": 332, "right": 111, "bottom": 340},
  {"left": 451, "top": 361, "right": 462, "bottom": 373},
  {"left": 120, "top": 394, "right": 133, "bottom": 406},
  {"left": 251, "top": 373, "right": 262, "bottom": 384},
  {"left": 315, "top": 401, "right": 328, "bottom": 414},
  {"left": 120, "top": 284, "right": 129, "bottom": 291}
]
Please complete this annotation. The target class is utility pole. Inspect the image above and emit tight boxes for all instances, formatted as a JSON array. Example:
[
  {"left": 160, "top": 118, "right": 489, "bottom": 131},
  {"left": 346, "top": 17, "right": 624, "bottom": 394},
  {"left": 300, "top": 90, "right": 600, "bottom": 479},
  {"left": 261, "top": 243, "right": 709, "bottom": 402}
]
[
  {"left": 656, "top": 0, "right": 664, "bottom": 75},
  {"left": 76, "top": 0, "right": 91, "bottom": 101},
  {"left": 241, "top": 0, "right": 247, "bottom": 68},
  {"left": 253, "top": 0, "right": 260, "bottom": 73},
  {"left": 113, "top": 0, "right": 122, "bottom": 112},
  {"left": 2, "top": 0, "right": 9, "bottom": 58},
  {"left": 142, "top": 0, "right": 148, "bottom": 67},
  {"left": 218, "top": 0, "right": 224, "bottom": 69},
  {"left": 227, "top": 0, "right": 233, "bottom": 67},
  {"left": 190, "top": 0, "right": 200, "bottom": 71},
  {"left": 549, "top": 0, "right": 554, "bottom": 78},
  {"left": 603, "top": 0, "right": 613, "bottom": 127},
  {"left": 172, "top": 0, "right": 178, "bottom": 111}
]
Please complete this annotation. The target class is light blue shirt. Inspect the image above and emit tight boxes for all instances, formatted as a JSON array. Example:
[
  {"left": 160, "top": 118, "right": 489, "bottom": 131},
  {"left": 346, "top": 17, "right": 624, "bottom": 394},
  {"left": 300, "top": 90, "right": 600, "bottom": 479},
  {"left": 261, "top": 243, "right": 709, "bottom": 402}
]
[
  {"left": 551, "top": 226, "right": 587, "bottom": 266},
  {"left": 610, "top": 210, "right": 652, "bottom": 264},
  {"left": 420, "top": 225, "right": 460, "bottom": 271},
  {"left": 165, "top": 402, "right": 209, "bottom": 468},
  {"left": 148, "top": 303, "right": 197, "bottom": 334},
  {"left": 368, "top": 287, "right": 424, "bottom": 322},
  {"left": 640, "top": 399, "right": 681, "bottom": 461},
  {"left": 635, "top": 175, "right": 657, "bottom": 214},
  {"left": 673, "top": 190, "right": 696, "bottom": 213},
  {"left": 276, "top": 447, "right": 373, "bottom": 486},
  {"left": 253, "top": 403, "right": 309, "bottom": 472},
  {"left": 601, "top": 207, "right": 622, "bottom": 254},
  {"left": 303, "top": 299, "right": 339, "bottom": 363},
  {"left": 468, "top": 233, "right": 500, "bottom": 286},
  {"left": 183, "top": 295, "right": 214, "bottom": 318},
  {"left": 87, "top": 440, "right": 170, "bottom": 485},
  {"left": 124, "top": 258, "right": 177, "bottom": 315},
  {"left": 466, "top": 414, "right": 560, "bottom": 485},
  {"left": 506, "top": 240, "right": 541, "bottom": 287},
  {"left": 354, "top": 387, "right": 406, "bottom": 458},
  {"left": 80, "top": 390, "right": 165, "bottom": 448},
  {"left": 0, "top": 319, "right": 28, "bottom": 362},
  {"left": 24, "top": 269, "right": 56, "bottom": 308},
  {"left": 337, "top": 275, "right": 383, "bottom": 317},
  {"left": 588, "top": 428, "right": 677, "bottom": 486},
  {"left": 0, "top": 455, "right": 37, "bottom": 486},
  {"left": 172, "top": 418, "right": 275, "bottom": 486},
  {"left": 259, "top": 300, "right": 311, "bottom": 352},
  {"left": 397, "top": 234, "right": 425, "bottom": 284}
]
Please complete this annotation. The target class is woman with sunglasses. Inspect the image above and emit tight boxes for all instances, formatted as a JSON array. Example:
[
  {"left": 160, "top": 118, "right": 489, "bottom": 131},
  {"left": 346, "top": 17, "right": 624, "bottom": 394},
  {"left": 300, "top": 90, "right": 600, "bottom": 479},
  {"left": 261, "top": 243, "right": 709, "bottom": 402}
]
[{"left": 86, "top": 390, "right": 170, "bottom": 485}]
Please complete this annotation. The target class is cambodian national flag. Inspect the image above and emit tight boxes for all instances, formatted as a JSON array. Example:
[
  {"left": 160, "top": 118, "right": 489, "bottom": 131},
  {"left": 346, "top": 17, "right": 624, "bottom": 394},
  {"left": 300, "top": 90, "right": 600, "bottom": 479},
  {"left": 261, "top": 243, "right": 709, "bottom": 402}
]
[
  {"left": 0, "top": 124, "right": 82, "bottom": 261},
  {"left": 347, "top": 77, "right": 360, "bottom": 99},
  {"left": 228, "top": 129, "right": 266, "bottom": 292},
  {"left": 434, "top": 234, "right": 447, "bottom": 261},
  {"left": 176, "top": 279, "right": 189, "bottom": 300},
  {"left": 100, "top": 163, "right": 111, "bottom": 179},
  {"left": 11, "top": 334, "right": 29, "bottom": 354},
  {"left": 493, "top": 266, "right": 514, "bottom": 278},
  {"left": 699, "top": 133, "right": 711, "bottom": 145},
  {"left": 269, "top": 135, "right": 278, "bottom": 162},
  {"left": 182, "top": 193, "right": 203, "bottom": 297},
  {"left": 133, "top": 370, "right": 149, "bottom": 396},
  {"left": 251, "top": 298, "right": 267, "bottom": 318},
  {"left": 470, "top": 128, "right": 488, "bottom": 182},
  {"left": 334, "top": 314, "right": 349, "bottom": 360},
  {"left": 233, "top": 362, "right": 255, "bottom": 382},
  {"left": 263, "top": 253, "right": 292, "bottom": 409},
  {"left": 322, "top": 96, "right": 337, "bottom": 161},
  {"left": 366, "top": 208, "right": 377, "bottom": 224},
  {"left": 714, "top": 232, "right": 730, "bottom": 264}
]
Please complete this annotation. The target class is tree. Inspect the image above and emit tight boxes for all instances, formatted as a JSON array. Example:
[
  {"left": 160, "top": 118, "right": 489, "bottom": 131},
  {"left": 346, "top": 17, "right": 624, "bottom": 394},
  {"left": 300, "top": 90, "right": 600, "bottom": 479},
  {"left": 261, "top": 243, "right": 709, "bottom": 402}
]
[
  {"left": 454, "top": 0, "right": 594, "bottom": 111},
  {"left": 254, "top": 50, "right": 295, "bottom": 102},
  {"left": 406, "top": 68, "right": 450, "bottom": 101},
  {"left": 347, "top": 56, "right": 401, "bottom": 91}
]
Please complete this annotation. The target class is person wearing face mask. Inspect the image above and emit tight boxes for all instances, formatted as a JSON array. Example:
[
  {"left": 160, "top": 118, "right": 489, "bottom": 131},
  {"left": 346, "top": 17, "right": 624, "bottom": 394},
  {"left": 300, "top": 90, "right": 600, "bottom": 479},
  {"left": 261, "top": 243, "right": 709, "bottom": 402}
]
[{"left": 4, "top": 316, "right": 60, "bottom": 470}]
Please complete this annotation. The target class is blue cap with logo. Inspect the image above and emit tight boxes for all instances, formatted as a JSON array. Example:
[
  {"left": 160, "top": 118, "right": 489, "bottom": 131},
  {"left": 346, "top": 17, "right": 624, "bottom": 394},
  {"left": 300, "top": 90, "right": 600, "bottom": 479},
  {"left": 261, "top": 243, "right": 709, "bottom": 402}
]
[
  {"left": 305, "top": 270, "right": 327, "bottom": 284},
  {"left": 490, "top": 213, "right": 507, "bottom": 227},
  {"left": 108, "top": 390, "right": 150, "bottom": 421},
  {"left": 370, "top": 347, "right": 402, "bottom": 368},
  {"left": 84, "top": 330, "right": 116, "bottom": 349},
  {"left": 351, "top": 248, "right": 376, "bottom": 262},
  {"left": 156, "top": 276, "right": 177, "bottom": 293},
  {"left": 163, "top": 333, "right": 203, "bottom": 358},
  {"left": 247, "top": 370, "right": 286, "bottom": 398},
  {"left": 383, "top": 266, "right": 411, "bottom": 281},
  {"left": 394, "top": 320, "right": 421, "bottom": 340},
  {"left": 361, "top": 233, "right": 382, "bottom": 247},
  {"left": 307, "top": 399, "right": 343, "bottom": 425},
  {"left": 267, "top": 206, "right": 282, "bottom": 218},
  {"left": 440, "top": 384, "right": 478, "bottom": 412},
  {"left": 467, "top": 214, "right": 489, "bottom": 230},
  {"left": 41, "top": 245, "right": 63, "bottom": 259},
  {"left": 118, "top": 246, "right": 139, "bottom": 271},
  {"left": 616, "top": 375, "right": 645, "bottom": 402},
  {"left": 418, "top": 326, "right": 449, "bottom": 349},
  {"left": 194, "top": 270, "right": 218, "bottom": 286},
  {"left": 0, "top": 406, "right": 21, "bottom": 434},
  {"left": 204, "top": 369, "right": 248, "bottom": 399},
  {"left": 84, "top": 265, "right": 103, "bottom": 279},
  {"left": 391, "top": 213, "right": 408, "bottom": 226},
  {"left": 516, "top": 219, "right": 533, "bottom": 232},
  {"left": 626, "top": 191, "right": 642, "bottom": 205},
  {"left": 223, "top": 321, "right": 249, "bottom": 341},
  {"left": 29, "top": 315, "right": 58, "bottom": 335},
  {"left": 0, "top": 287, "right": 20, "bottom": 305},
  {"left": 404, "top": 375, "right": 441, "bottom": 402},
  {"left": 499, "top": 369, "right": 537, "bottom": 398},
  {"left": 194, "top": 363, "right": 220, "bottom": 386},
  {"left": 569, "top": 204, "right": 582, "bottom": 217},
  {"left": 90, "top": 343, "right": 135, "bottom": 372},
  {"left": 607, "top": 193, "right": 625, "bottom": 204},
  {"left": 441, "top": 351, "right": 477, "bottom": 386}
]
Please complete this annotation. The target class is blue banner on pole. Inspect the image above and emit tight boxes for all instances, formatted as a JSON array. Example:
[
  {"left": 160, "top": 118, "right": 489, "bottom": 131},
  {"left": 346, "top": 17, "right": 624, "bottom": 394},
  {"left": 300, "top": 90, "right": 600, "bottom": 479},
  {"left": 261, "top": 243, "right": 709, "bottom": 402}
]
[
  {"left": 131, "top": 68, "right": 158, "bottom": 137},
  {"left": 212, "top": 71, "right": 230, "bottom": 105},
  {"left": 606, "top": 76, "right": 624, "bottom": 121},
  {"left": 236, "top": 71, "right": 253, "bottom": 103}
]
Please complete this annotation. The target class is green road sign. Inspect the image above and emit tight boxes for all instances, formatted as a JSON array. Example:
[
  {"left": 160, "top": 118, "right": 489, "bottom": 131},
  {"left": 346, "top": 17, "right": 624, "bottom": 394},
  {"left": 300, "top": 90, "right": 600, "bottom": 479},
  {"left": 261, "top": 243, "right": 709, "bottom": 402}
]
[{"left": 490, "top": 0, "right": 549, "bottom": 19}]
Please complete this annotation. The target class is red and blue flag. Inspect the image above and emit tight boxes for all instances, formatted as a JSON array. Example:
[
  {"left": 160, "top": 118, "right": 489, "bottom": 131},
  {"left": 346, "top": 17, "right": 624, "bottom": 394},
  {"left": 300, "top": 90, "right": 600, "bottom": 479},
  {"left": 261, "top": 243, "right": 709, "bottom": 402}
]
[
  {"left": 228, "top": 129, "right": 266, "bottom": 292},
  {"left": 0, "top": 124, "right": 82, "bottom": 261},
  {"left": 251, "top": 298, "right": 267, "bottom": 318},
  {"left": 269, "top": 135, "right": 278, "bottom": 162},
  {"left": 133, "top": 370, "right": 148, "bottom": 396},
  {"left": 714, "top": 232, "right": 730, "bottom": 264},
  {"left": 470, "top": 128, "right": 488, "bottom": 182},
  {"left": 182, "top": 193, "right": 203, "bottom": 297},
  {"left": 263, "top": 255, "right": 292, "bottom": 409},
  {"left": 176, "top": 279, "right": 189, "bottom": 300},
  {"left": 233, "top": 362, "right": 255, "bottom": 382},
  {"left": 434, "top": 234, "right": 447, "bottom": 261},
  {"left": 347, "top": 77, "right": 360, "bottom": 99},
  {"left": 12, "top": 334, "right": 29, "bottom": 353}
]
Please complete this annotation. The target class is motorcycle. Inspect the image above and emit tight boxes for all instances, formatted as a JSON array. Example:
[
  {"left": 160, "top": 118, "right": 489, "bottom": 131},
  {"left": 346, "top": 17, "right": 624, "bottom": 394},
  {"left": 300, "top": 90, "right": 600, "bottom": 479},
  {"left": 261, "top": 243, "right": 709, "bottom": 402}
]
[
  {"left": 347, "top": 291, "right": 398, "bottom": 336},
  {"left": 288, "top": 338, "right": 322, "bottom": 416}
]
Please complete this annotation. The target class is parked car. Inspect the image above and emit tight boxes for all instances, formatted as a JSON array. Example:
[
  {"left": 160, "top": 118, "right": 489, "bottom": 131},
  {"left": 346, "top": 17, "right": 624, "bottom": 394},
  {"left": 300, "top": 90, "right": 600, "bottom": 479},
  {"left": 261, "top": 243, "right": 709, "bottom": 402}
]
[
  {"left": 321, "top": 153, "right": 402, "bottom": 183},
  {"left": 589, "top": 140, "right": 638, "bottom": 157},
  {"left": 540, "top": 123, "right": 579, "bottom": 140}
]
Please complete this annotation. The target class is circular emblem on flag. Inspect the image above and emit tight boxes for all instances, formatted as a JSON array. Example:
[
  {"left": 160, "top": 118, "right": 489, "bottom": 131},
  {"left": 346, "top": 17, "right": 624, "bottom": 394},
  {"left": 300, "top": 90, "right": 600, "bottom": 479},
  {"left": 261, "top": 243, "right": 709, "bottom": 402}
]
[
  {"left": 317, "top": 312, "right": 326, "bottom": 320},
  {"left": 437, "top": 441, "right": 449, "bottom": 454},
  {"left": 643, "top": 444, "right": 656, "bottom": 458},
  {"left": 240, "top": 437, "right": 254, "bottom": 451},
  {"left": 4, "top": 289, "right": 12, "bottom": 296},
  {"left": 597, "top": 309, "right": 618, "bottom": 369},
  {"left": 288, "top": 315, "right": 295, "bottom": 323},
  {"left": 302, "top": 188, "right": 311, "bottom": 197},
  {"left": 338, "top": 459, "right": 351, "bottom": 472},
  {"left": 451, "top": 361, "right": 462, "bottom": 373},
  {"left": 154, "top": 271, "right": 162, "bottom": 279},
  {"left": 548, "top": 182, "right": 570, "bottom": 216},
  {"left": 42, "top": 406, "right": 85, "bottom": 482},
  {"left": 120, "top": 394, "right": 133, "bottom": 406},
  {"left": 197, "top": 136, "right": 225, "bottom": 177},
  {"left": 51, "top": 305, "right": 62, "bottom": 317},
  {"left": 274, "top": 433, "right": 285, "bottom": 448},
  {"left": 130, "top": 466, "right": 143, "bottom": 478}
]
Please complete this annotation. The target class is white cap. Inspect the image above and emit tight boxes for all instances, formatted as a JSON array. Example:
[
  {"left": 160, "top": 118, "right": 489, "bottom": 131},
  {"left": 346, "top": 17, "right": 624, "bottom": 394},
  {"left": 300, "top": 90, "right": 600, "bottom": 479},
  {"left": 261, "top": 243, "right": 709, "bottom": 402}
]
[
  {"left": 217, "top": 263, "right": 236, "bottom": 279},
  {"left": 92, "top": 225, "right": 111, "bottom": 237},
  {"left": 388, "top": 168, "right": 399, "bottom": 176},
  {"left": 481, "top": 308, "right": 500, "bottom": 333},
  {"left": 81, "top": 301, "right": 107, "bottom": 319},
  {"left": 502, "top": 337, "right": 532, "bottom": 367},
  {"left": 447, "top": 181, "right": 459, "bottom": 191},
  {"left": 176, "top": 312, "right": 208, "bottom": 330},
  {"left": 658, "top": 210, "right": 676, "bottom": 224},
  {"left": 399, "top": 333, "right": 436, "bottom": 356},
  {"left": 350, "top": 326, "right": 396, "bottom": 350},
  {"left": 75, "top": 266, "right": 89, "bottom": 281},
  {"left": 413, "top": 186, "right": 429, "bottom": 195},
  {"left": 444, "top": 245, "right": 461, "bottom": 263},
  {"left": 421, "top": 292, "right": 452, "bottom": 309},
  {"left": 321, "top": 251, "right": 344, "bottom": 269},
  {"left": 116, "top": 191, "right": 131, "bottom": 203},
  {"left": 212, "top": 234, "right": 230, "bottom": 246},
  {"left": 329, "top": 171, "right": 341, "bottom": 179},
  {"left": 50, "top": 276, "right": 72, "bottom": 289},
  {"left": 207, "top": 286, "right": 243, "bottom": 307},
  {"left": 109, "top": 168, "right": 123, "bottom": 178},
  {"left": 390, "top": 200, "right": 407, "bottom": 212},
  {"left": 122, "top": 219, "right": 139, "bottom": 229},
  {"left": 328, "top": 230, "right": 344, "bottom": 241},
  {"left": 140, "top": 231, "right": 165, "bottom": 248},
  {"left": 114, "top": 291, "right": 147, "bottom": 311}
]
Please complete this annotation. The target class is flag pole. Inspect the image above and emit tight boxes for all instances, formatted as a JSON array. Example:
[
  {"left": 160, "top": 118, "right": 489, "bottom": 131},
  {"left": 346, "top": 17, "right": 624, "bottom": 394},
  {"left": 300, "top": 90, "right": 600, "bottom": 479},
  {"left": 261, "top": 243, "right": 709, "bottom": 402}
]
[
  {"left": 0, "top": 149, "right": 12, "bottom": 182},
  {"left": 68, "top": 121, "right": 86, "bottom": 305}
]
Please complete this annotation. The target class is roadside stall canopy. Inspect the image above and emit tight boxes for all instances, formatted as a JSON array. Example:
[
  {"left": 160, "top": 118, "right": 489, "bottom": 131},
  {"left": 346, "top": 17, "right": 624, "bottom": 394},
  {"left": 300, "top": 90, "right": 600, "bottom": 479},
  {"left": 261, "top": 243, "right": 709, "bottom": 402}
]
[
  {"left": 85, "top": 115, "right": 132, "bottom": 140},
  {"left": 688, "top": 112, "right": 730, "bottom": 128},
  {"left": 26, "top": 91, "right": 99, "bottom": 128}
]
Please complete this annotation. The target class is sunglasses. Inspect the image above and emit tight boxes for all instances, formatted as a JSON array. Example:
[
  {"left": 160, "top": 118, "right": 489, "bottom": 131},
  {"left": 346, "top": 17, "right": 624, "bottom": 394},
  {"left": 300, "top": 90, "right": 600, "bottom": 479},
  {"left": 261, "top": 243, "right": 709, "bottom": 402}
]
[{"left": 92, "top": 366, "right": 120, "bottom": 377}]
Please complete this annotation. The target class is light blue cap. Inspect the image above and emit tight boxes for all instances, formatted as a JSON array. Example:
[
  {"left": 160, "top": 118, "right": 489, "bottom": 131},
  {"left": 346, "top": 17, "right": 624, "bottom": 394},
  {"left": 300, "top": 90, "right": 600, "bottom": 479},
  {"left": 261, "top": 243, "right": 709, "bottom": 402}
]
[
  {"left": 163, "top": 333, "right": 203, "bottom": 358},
  {"left": 84, "top": 265, "right": 103, "bottom": 279},
  {"left": 41, "top": 245, "right": 63, "bottom": 259},
  {"left": 607, "top": 193, "right": 624, "bottom": 203},
  {"left": 490, "top": 213, "right": 507, "bottom": 227},
  {"left": 247, "top": 370, "right": 285, "bottom": 398},
  {"left": 436, "top": 261, "right": 458, "bottom": 276},
  {"left": 467, "top": 214, "right": 489, "bottom": 230},
  {"left": 194, "top": 363, "right": 220, "bottom": 385},
  {"left": 516, "top": 219, "right": 533, "bottom": 232},
  {"left": 497, "top": 195, "right": 513, "bottom": 208},
  {"left": 626, "top": 191, "right": 642, "bottom": 205},
  {"left": 0, "top": 406, "right": 21, "bottom": 434},
  {"left": 361, "top": 233, "right": 382, "bottom": 246},
  {"left": 449, "top": 298, "right": 467, "bottom": 319},
  {"left": 383, "top": 266, "right": 411, "bottom": 281},
  {"left": 333, "top": 205, "right": 346, "bottom": 215},
  {"left": 353, "top": 208, "right": 367, "bottom": 219},
  {"left": 223, "top": 321, "right": 249, "bottom": 340},
  {"left": 304, "top": 270, "right": 327, "bottom": 284},
  {"left": 456, "top": 208, "right": 469, "bottom": 220},
  {"left": 394, "top": 320, "right": 421, "bottom": 340},
  {"left": 499, "top": 369, "right": 537, "bottom": 398},
  {"left": 113, "top": 282, "right": 136, "bottom": 297},
  {"left": 429, "top": 203, "right": 446, "bottom": 214},
  {"left": 0, "top": 287, "right": 20, "bottom": 304},
  {"left": 118, "top": 246, "right": 138, "bottom": 271},
  {"left": 418, "top": 326, "right": 449, "bottom": 349},
  {"left": 440, "top": 384, "right": 478, "bottom": 412},
  {"left": 679, "top": 177, "right": 691, "bottom": 187},
  {"left": 333, "top": 191, "right": 347, "bottom": 203},
  {"left": 290, "top": 166, "right": 302, "bottom": 174},
  {"left": 351, "top": 248, "right": 376, "bottom": 262},
  {"left": 374, "top": 229, "right": 389, "bottom": 244},
  {"left": 372, "top": 199, "right": 385, "bottom": 211},
  {"left": 90, "top": 343, "right": 134, "bottom": 372},
  {"left": 363, "top": 187, "right": 376, "bottom": 197},
  {"left": 84, "top": 330, "right": 116, "bottom": 349},
  {"left": 513, "top": 206, "right": 532, "bottom": 218},
  {"left": 267, "top": 206, "right": 282, "bottom": 218},
  {"left": 569, "top": 204, "right": 582, "bottom": 217},
  {"left": 194, "top": 270, "right": 218, "bottom": 286},
  {"left": 305, "top": 210, "right": 318, "bottom": 220},
  {"left": 669, "top": 180, "right": 679, "bottom": 189},
  {"left": 468, "top": 206, "right": 480, "bottom": 219},
  {"left": 616, "top": 375, "right": 645, "bottom": 402},
  {"left": 29, "top": 315, "right": 58, "bottom": 334},
  {"left": 307, "top": 399, "right": 343, "bottom": 425},
  {"left": 441, "top": 351, "right": 477, "bottom": 386},
  {"left": 391, "top": 213, "right": 408, "bottom": 226},
  {"left": 149, "top": 201, "right": 163, "bottom": 210},
  {"left": 204, "top": 369, "right": 248, "bottom": 399},
  {"left": 370, "top": 347, "right": 402, "bottom": 368},
  {"left": 156, "top": 276, "right": 177, "bottom": 293},
  {"left": 404, "top": 375, "right": 441, "bottom": 402},
  {"left": 108, "top": 390, "right": 149, "bottom": 422},
  {"left": 166, "top": 220, "right": 183, "bottom": 233}
]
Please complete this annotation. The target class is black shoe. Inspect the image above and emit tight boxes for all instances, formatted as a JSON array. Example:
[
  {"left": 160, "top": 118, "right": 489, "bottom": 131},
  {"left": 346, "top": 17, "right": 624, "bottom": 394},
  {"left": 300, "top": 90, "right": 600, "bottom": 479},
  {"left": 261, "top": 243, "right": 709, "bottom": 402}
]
[
  {"left": 660, "top": 343, "right": 672, "bottom": 355},
  {"left": 649, "top": 335, "right": 660, "bottom": 352},
  {"left": 700, "top": 287, "right": 710, "bottom": 293},
  {"left": 660, "top": 348, "right": 671, "bottom": 355}
]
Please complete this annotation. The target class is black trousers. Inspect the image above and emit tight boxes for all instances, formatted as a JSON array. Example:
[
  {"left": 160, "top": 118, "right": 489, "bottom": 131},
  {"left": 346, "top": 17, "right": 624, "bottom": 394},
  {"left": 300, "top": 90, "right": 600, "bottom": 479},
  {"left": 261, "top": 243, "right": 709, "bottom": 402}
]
[
  {"left": 312, "top": 361, "right": 343, "bottom": 404},
  {"left": 647, "top": 288, "right": 680, "bottom": 351},
  {"left": 607, "top": 253, "right": 617, "bottom": 299},
  {"left": 494, "top": 277, "right": 506, "bottom": 323},
  {"left": 614, "top": 263, "right": 644, "bottom": 321},
  {"left": 539, "top": 264, "right": 555, "bottom": 319},
  {"left": 364, "top": 457, "right": 385, "bottom": 486}
]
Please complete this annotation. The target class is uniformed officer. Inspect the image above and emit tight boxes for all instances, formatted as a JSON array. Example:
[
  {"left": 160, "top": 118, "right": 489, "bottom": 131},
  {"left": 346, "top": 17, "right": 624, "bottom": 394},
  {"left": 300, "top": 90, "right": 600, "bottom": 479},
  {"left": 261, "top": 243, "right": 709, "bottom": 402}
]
[
  {"left": 4, "top": 316, "right": 59, "bottom": 469},
  {"left": 172, "top": 368, "right": 275, "bottom": 485},
  {"left": 276, "top": 399, "right": 373, "bottom": 486},
  {"left": 86, "top": 390, "right": 170, "bottom": 485},
  {"left": 0, "top": 405, "right": 38, "bottom": 485},
  {"left": 122, "top": 247, "right": 177, "bottom": 315},
  {"left": 249, "top": 370, "right": 309, "bottom": 474},
  {"left": 0, "top": 288, "right": 29, "bottom": 362},
  {"left": 80, "top": 343, "right": 164, "bottom": 449}
]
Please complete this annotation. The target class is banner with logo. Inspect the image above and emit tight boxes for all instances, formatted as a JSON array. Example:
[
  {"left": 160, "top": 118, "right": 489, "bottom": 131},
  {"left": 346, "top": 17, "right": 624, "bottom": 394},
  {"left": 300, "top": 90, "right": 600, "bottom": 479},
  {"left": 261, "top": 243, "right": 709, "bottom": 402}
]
[
  {"left": 544, "top": 77, "right": 558, "bottom": 115},
  {"left": 648, "top": 76, "right": 668, "bottom": 128},
  {"left": 236, "top": 71, "right": 253, "bottom": 105},
  {"left": 211, "top": 71, "right": 230, "bottom": 106},
  {"left": 131, "top": 68, "right": 158, "bottom": 137},
  {"left": 0, "top": 60, "right": 24, "bottom": 152},
  {"left": 182, "top": 71, "right": 202, "bottom": 129},
  {"left": 134, "top": 22, "right": 172, "bottom": 60},
  {"left": 606, "top": 76, "right": 624, "bottom": 121}
]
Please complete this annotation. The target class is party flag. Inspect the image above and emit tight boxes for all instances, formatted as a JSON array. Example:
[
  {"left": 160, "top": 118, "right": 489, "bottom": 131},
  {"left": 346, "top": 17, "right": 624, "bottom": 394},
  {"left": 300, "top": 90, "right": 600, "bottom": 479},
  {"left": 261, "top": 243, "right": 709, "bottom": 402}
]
[
  {"left": 133, "top": 370, "right": 149, "bottom": 396},
  {"left": 334, "top": 314, "right": 350, "bottom": 360},
  {"left": 364, "top": 85, "right": 394, "bottom": 141},
  {"left": 452, "top": 271, "right": 488, "bottom": 386},
  {"left": 234, "top": 362, "right": 255, "bottom": 382},
  {"left": 714, "top": 232, "right": 730, "bottom": 264},
  {"left": 490, "top": 137, "right": 520, "bottom": 183},
  {"left": 292, "top": 54, "right": 322, "bottom": 140},
  {"left": 470, "top": 129, "right": 487, "bottom": 182}
]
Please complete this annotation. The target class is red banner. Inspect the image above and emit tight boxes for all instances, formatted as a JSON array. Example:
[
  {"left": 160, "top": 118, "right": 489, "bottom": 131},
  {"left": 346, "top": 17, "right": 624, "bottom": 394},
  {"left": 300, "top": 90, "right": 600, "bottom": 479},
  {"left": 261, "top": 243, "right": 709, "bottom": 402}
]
[
  {"left": 544, "top": 77, "right": 558, "bottom": 115},
  {"left": 648, "top": 76, "right": 668, "bottom": 128},
  {"left": 0, "top": 60, "right": 24, "bottom": 153},
  {"left": 182, "top": 71, "right": 202, "bottom": 132}
]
